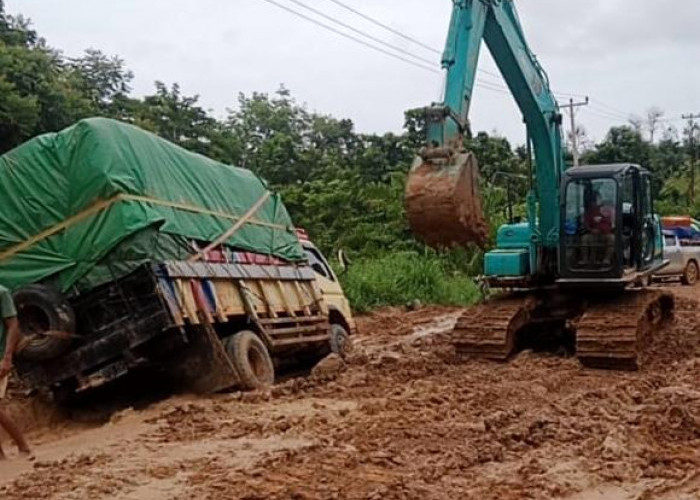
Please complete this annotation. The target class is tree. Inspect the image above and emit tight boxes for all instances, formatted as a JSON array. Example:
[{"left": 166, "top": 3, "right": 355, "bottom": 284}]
[
  {"left": 0, "top": 2, "right": 98, "bottom": 152},
  {"left": 68, "top": 48, "right": 133, "bottom": 109},
  {"left": 628, "top": 116, "right": 643, "bottom": 136},
  {"left": 583, "top": 126, "right": 651, "bottom": 165},
  {"left": 126, "top": 82, "right": 222, "bottom": 157}
]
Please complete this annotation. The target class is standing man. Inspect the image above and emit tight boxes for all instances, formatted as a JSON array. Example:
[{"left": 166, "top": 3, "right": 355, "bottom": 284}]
[{"left": 0, "top": 284, "right": 32, "bottom": 460}]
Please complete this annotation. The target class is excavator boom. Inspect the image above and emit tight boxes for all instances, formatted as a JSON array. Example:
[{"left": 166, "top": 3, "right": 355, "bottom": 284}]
[{"left": 406, "top": 0, "right": 564, "bottom": 266}]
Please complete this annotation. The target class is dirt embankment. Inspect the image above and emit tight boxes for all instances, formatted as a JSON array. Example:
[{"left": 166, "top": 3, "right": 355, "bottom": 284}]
[{"left": 0, "top": 289, "right": 698, "bottom": 500}]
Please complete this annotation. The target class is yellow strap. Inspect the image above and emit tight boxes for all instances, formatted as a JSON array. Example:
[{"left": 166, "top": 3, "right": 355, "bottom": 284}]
[
  {"left": 0, "top": 195, "right": 121, "bottom": 262},
  {"left": 189, "top": 191, "right": 272, "bottom": 263},
  {"left": 0, "top": 193, "right": 288, "bottom": 262},
  {"left": 122, "top": 195, "right": 285, "bottom": 230}
]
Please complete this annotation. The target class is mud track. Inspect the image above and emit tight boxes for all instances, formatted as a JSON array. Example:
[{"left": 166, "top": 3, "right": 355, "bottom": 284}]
[{"left": 1, "top": 289, "right": 698, "bottom": 500}]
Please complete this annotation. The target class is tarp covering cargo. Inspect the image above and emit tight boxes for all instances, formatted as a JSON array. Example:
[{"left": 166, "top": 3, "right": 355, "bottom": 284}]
[{"left": 0, "top": 117, "right": 304, "bottom": 292}]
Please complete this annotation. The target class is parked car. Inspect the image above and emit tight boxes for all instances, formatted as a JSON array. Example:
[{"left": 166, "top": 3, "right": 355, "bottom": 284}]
[{"left": 654, "top": 231, "right": 700, "bottom": 286}]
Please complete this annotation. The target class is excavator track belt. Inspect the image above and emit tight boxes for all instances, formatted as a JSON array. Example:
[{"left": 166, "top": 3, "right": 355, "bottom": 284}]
[
  {"left": 452, "top": 297, "right": 535, "bottom": 360},
  {"left": 575, "top": 290, "right": 675, "bottom": 371}
]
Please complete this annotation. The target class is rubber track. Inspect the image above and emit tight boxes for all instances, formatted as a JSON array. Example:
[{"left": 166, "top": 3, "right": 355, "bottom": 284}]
[
  {"left": 575, "top": 290, "right": 675, "bottom": 371},
  {"left": 452, "top": 296, "right": 534, "bottom": 360}
]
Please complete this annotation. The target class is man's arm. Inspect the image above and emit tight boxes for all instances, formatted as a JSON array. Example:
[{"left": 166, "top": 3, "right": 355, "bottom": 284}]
[{"left": 0, "top": 317, "right": 19, "bottom": 378}]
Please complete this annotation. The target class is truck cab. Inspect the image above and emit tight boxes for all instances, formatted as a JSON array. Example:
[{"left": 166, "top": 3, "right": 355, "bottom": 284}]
[{"left": 296, "top": 230, "right": 356, "bottom": 339}]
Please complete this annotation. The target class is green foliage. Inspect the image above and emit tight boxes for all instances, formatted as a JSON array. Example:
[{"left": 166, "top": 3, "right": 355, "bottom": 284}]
[
  {"left": 0, "top": 6, "right": 99, "bottom": 150},
  {"left": 1, "top": 1, "right": 698, "bottom": 313},
  {"left": 583, "top": 126, "right": 698, "bottom": 217},
  {"left": 339, "top": 252, "right": 481, "bottom": 313},
  {"left": 68, "top": 48, "right": 133, "bottom": 109}
]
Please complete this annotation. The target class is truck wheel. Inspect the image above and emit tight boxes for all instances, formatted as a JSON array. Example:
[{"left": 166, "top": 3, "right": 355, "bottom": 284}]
[
  {"left": 13, "top": 285, "right": 76, "bottom": 362},
  {"left": 223, "top": 330, "right": 274, "bottom": 391},
  {"left": 681, "top": 261, "right": 699, "bottom": 286},
  {"left": 330, "top": 323, "right": 351, "bottom": 358}
]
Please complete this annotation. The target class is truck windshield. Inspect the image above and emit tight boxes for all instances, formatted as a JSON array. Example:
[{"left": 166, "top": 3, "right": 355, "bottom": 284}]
[
  {"left": 304, "top": 247, "right": 335, "bottom": 281},
  {"left": 564, "top": 178, "right": 618, "bottom": 271}
]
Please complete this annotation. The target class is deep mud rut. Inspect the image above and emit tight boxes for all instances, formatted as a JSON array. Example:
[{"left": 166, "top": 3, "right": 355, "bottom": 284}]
[{"left": 0, "top": 287, "right": 698, "bottom": 500}]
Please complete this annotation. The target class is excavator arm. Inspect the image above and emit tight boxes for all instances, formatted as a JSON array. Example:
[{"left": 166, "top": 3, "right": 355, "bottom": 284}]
[{"left": 406, "top": 0, "right": 565, "bottom": 275}]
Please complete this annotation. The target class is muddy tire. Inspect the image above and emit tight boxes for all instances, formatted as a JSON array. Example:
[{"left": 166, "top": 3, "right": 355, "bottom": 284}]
[
  {"left": 223, "top": 330, "right": 274, "bottom": 391},
  {"left": 13, "top": 285, "right": 76, "bottom": 362},
  {"left": 329, "top": 323, "right": 351, "bottom": 358},
  {"left": 681, "top": 261, "right": 698, "bottom": 286}
]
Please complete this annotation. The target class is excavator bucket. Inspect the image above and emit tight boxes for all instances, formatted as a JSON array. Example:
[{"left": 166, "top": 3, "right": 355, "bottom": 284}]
[{"left": 405, "top": 152, "right": 489, "bottom": 249}]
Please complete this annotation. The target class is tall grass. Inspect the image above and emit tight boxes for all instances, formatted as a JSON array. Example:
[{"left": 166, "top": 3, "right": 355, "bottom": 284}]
[{"left": 339, "top": 251, "right": 481, "bottom": 313}]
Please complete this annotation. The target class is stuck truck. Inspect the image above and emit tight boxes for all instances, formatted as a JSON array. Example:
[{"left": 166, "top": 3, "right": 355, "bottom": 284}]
[{"left": 0, "top": 118, "right": 355, "bottom": 400}]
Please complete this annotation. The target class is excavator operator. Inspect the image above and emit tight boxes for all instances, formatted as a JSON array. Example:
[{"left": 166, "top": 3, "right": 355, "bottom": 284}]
[{"left": 583, "top": 193, "right": 615, "bottom": 266}]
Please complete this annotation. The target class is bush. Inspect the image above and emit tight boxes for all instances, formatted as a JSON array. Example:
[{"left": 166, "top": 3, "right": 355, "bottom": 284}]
[{"left": 339, "top": 251, "right": 481, "bottom": 313}]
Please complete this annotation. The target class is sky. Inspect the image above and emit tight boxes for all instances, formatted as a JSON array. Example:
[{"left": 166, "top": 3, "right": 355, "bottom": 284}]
[{"left": 8, "top": 0, "right": 700, "bottom": 145}]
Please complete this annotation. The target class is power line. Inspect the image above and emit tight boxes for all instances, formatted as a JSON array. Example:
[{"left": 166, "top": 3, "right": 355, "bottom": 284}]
[
  {"left": 259, "top": 0, "right": 440, "bottom": 74},
  {"left": 330, "top": 0, "right": 664, "bottom": 123},
  {"left": 324, "top": 0, "right": 508, "bottom": 83},
  {"left": 260, "top": 0, "right": 516, "bottom": 97},
  {"left": 262, "top": 0, "right": 662, "bottom": 123},
  {"left": 283, "top": 0, "right": 437, "bottom": 67},
  {"left": 580, "top": 107, "right": 630, "bottom": 124},
  {"left": 287, "top": 0, "right": 511, "bottom": 92},
  {"left": 579, "top": 111, "right": 611, "bottom": 124},
  {"left": 589, "top": 99, "right": 632, "bottom": 119},
  {"left": 321, "top": 0, "right": 619, "bottom": 105},
  {"left": 588, "top": 105, "right": 630, "bottom": 121},
  {"left": 324, "top": 0, "right": 441, "bottom": 55},
  {"left": 475, "top": 81, "right": 511, "bottom": 96},
  {"left": 554, "top": 90, "right": 590, "bottom": 100}
]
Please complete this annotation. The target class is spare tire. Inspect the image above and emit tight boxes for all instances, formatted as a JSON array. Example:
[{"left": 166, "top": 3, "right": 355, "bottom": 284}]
[{"left": 12, "top": 285, "right": 76, "bottom": 362}]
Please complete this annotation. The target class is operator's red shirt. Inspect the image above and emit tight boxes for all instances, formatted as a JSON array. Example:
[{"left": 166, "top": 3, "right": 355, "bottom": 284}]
[{"left": 585, "top": 204, "right": 614, "bottom": 233}]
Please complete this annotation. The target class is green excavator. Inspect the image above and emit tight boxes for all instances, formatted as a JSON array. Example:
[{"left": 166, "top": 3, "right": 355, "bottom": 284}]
[{"left": 405, "top": 0, "right": 673, "bottom": 370}]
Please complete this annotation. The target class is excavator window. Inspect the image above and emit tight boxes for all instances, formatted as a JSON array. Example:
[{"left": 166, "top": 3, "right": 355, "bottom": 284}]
[{"left": 564, "top": 178, "right": 618, "bottom": 272}]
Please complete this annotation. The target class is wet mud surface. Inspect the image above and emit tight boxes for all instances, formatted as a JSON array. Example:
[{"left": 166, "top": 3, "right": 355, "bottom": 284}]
[{"left": 0, "top": 288, "right": 698, "bottom": 499}]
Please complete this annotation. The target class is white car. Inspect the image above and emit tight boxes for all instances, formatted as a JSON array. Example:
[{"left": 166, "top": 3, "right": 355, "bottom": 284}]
[{"left": 655, "top": 231, "right": 700, "bottom": 286}]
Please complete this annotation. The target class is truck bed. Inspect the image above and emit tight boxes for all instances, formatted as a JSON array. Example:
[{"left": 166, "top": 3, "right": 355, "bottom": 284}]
[{"left": 17, "top": 260, "right": 330, "bottom": 395}]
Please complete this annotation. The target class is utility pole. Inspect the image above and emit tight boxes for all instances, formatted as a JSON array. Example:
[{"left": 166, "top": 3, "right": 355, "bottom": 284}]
[
  {"left": 682, "top": 113, "right": 700, "bottom": 205},
  {"left": 562, "top": 97, "right": 589, "bottom": 167}
]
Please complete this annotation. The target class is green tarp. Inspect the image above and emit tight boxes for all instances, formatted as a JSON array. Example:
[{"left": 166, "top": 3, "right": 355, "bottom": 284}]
[{"left": 0, "top": 117, "right": 304, "bottom": 292}]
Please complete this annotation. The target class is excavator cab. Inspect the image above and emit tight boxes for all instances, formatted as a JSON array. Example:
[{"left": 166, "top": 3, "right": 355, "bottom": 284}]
[{"left": 559, "top": 164, "right": 664, "bottom": 286}]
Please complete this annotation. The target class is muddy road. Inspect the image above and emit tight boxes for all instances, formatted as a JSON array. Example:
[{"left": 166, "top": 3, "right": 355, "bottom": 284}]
[{"left": 1, "top": 287, "right": 698, "bottom": 500}]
